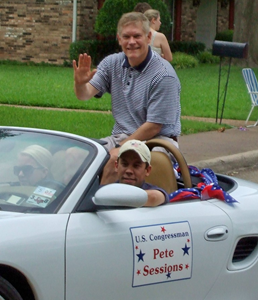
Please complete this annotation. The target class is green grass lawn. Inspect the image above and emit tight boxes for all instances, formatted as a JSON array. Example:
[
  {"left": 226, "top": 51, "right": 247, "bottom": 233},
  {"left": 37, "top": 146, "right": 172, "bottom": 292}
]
[
  {"left": 177, "top": 64, "right": 256, "bottom": 120},
  {"left": 0, "top": 106, "right": 114, "bottom": 138},
  {"left": 0, "top": 64, "right": 111, "bottom": 111},
  {"left": 0, "top": 63, "right": 257, "bottom": 137},
  {"left": 0, "top": 106, "right": 228, "bottom": 137}
]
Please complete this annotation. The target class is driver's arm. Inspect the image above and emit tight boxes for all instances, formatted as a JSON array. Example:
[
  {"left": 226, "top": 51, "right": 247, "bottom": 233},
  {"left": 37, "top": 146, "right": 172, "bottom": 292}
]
[{"left": 144, "top": 189, "right": 166, "bottom": 207}]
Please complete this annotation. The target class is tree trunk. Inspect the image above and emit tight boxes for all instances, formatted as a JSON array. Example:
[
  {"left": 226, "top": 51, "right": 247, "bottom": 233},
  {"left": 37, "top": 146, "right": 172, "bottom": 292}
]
[{"left": 233, "top": 0, "right": 258, "bottom": 67}]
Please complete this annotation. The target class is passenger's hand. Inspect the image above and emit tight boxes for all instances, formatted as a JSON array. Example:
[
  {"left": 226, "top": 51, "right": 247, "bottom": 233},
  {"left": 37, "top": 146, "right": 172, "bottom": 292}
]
[
  {"left": 109, "top": 147, "right": 120, "bottom": 160},
  {"left": 73, "top": 54, "right": 97, "bottom": 85}
]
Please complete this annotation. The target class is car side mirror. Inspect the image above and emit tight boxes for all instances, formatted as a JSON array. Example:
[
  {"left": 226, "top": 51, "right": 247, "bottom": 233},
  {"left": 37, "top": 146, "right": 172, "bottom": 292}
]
[{"left": 92, "top": 183, "right": 148, "bottom": 208}]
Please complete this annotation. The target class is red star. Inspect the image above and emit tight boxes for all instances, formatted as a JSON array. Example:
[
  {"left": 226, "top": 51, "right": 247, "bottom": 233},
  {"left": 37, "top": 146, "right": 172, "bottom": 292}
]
[
  {"left": 137, "top": 270, "right": 141, "bottom": 275},
  {"left": 161, "top": 226, "right": 166, "bottom": 233},
  {"left": 187, "top": 239, "right": 190, "bottom": 243},
  {"left": 185, "top": 264, "right": 189, "bottom": 269},
  {"left": 135, "top": 246, "right": 138, "bottom": 249}
]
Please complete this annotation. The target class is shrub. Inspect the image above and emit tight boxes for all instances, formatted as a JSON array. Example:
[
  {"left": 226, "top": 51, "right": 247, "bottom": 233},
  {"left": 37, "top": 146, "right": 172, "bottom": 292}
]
[
  {"left": 69, "top": 40, "right": 93, "bottom": 62},
  {"left": 169, "top": 41, "right": 205, "bottom": 56},
  {"left": 215, "top": 30, "right": 234, "bottom": 42},
  {"left": 0, "top": 59, "right": 61, "bottom": 67},
  {"left": 196, "top": 51, "right": 220, "bottom": 64},
  {"left": 171, "top": 52, "right": 199, "bottom": 69},
  {"left": 94, "top": 0, "right": 171, "bottom": 38},
  {"left": 69, "top": 40, "right": 208, "bottom": 67},
  {"left": 0, "top": 59, "right": 24, "bottom": 66},
  {"left": 69, "top": 40, "right": 120, "bottom": 66}
]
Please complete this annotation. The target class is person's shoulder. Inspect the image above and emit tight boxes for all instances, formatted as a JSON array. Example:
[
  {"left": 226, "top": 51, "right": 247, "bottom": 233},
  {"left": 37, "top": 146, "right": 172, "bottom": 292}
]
[
  {"left": 102, "top": 51, "right": 125, "bottom": 62},
  {"left": 158, "top": 32, "right": 167, "bottom": 39},
  {"left": 150, "top": 53, "right": 174, "bottom": 72},
  {"left": 98, "top": 52, "right": 125, "bottom": 69},
  {"left": 155, "top": 31, "right": 166, "bottom": 41}
]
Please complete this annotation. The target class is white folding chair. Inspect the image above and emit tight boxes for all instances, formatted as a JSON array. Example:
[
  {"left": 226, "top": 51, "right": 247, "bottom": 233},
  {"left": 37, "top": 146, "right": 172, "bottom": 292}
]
[{"left": 242, "top": 68, "right": 258, "bottom": 127}]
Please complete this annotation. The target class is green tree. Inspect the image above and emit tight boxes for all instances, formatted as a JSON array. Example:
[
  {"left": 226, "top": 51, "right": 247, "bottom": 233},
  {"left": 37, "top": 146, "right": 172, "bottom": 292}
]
[{"left": 94, "top": 0, "right": 171, "bottom": 39}]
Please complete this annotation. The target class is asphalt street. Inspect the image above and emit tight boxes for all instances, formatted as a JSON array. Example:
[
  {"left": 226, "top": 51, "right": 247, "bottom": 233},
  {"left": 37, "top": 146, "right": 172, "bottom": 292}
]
[
  {"left": 179, "top": 121, "right": 258, "bottom": 184},
  {"left": 225, "top": 163, "right": 258, "bottom": 184}
]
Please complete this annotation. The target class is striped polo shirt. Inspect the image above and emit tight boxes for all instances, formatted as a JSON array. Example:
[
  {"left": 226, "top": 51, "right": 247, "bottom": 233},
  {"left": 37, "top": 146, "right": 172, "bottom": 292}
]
[{"left": 90, "top": 47, "right": 181, "bottom": 137}]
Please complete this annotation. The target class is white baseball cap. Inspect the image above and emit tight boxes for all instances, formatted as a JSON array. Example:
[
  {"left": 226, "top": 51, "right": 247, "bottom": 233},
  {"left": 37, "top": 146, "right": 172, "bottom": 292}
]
[
  {"left": 118, "top": 140, "right": 151, "bottom": 164},
  {"left": 21, "top": 144, "right": 53, "bottom": 170}
]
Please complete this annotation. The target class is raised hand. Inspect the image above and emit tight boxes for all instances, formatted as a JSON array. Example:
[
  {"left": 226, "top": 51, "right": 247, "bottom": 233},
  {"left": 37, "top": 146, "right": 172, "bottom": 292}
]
[{"left": 73, "top": 53, "right": 97, "bottom": 85}]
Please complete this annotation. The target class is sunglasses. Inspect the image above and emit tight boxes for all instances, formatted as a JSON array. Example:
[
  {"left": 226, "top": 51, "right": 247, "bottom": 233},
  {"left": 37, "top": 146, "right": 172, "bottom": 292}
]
[{"left": 13, "top": 165, "right": 43, "bottom": 177}]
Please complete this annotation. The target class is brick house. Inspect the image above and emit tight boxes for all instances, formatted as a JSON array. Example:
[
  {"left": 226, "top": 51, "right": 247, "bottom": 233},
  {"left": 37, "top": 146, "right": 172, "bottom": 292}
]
[
  {"left": 0, "top": 0, "right": 234, "bottom": 65},
  {"left": 174, "top": 0, "right": 234, "bottom": 49},
  {"left": 0, "top": 0, "right": 98, "bottom": 64}
]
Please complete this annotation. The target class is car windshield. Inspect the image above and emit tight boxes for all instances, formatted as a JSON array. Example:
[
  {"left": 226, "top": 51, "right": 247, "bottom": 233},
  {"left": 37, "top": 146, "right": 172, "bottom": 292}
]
[{"left": 0, "top": 129, "right": 96, "bottom": 213}]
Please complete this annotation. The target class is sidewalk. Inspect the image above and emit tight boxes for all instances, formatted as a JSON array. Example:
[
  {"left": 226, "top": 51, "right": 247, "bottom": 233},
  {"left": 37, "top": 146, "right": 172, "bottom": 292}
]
[{"left": 179, "top": 117, "right": 258, "bottom": 173}]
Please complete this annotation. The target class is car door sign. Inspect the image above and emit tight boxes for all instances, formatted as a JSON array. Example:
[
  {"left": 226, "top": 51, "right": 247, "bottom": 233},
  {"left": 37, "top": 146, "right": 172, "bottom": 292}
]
[{"left": 130, "top": 221, "right": 192, "bottom": 287}]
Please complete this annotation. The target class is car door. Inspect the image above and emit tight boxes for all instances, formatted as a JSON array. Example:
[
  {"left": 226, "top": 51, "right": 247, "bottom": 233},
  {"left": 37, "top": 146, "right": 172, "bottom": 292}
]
[{"left": 65, "top": 200, "right": 233, "bottom": 300}]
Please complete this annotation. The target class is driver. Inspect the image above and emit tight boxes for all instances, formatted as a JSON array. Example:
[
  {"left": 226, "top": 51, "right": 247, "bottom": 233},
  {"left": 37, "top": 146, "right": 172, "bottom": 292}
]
[
  {"left": 114, "top": 139, "right": 169, "bottom": 206},
  {"left": 13, "top": 144, "right": 53, "bottom": 186}
]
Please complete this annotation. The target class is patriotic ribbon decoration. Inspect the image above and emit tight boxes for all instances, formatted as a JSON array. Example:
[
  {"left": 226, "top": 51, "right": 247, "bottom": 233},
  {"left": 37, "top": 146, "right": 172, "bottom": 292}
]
[{"left": 169, "top": 164, "right": 238, "bottom": 204}]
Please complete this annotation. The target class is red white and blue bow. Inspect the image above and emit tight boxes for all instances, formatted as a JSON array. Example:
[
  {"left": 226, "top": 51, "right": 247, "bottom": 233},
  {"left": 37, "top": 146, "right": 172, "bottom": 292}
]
[{"left": 169, "top": 165, "right": 238, "bottom": 204}]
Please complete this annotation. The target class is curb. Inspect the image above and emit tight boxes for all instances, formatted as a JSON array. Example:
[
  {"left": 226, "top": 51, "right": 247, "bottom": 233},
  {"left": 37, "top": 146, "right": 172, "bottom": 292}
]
[{"left": 189, "top": 150, "right": 258, "bottom": 173}]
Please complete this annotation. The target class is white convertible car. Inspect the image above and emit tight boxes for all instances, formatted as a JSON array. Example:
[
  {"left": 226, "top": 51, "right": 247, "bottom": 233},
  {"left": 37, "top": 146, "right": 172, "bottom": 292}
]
[{"left": 0, "top": 126, "right": 258, "bottom": 300}]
